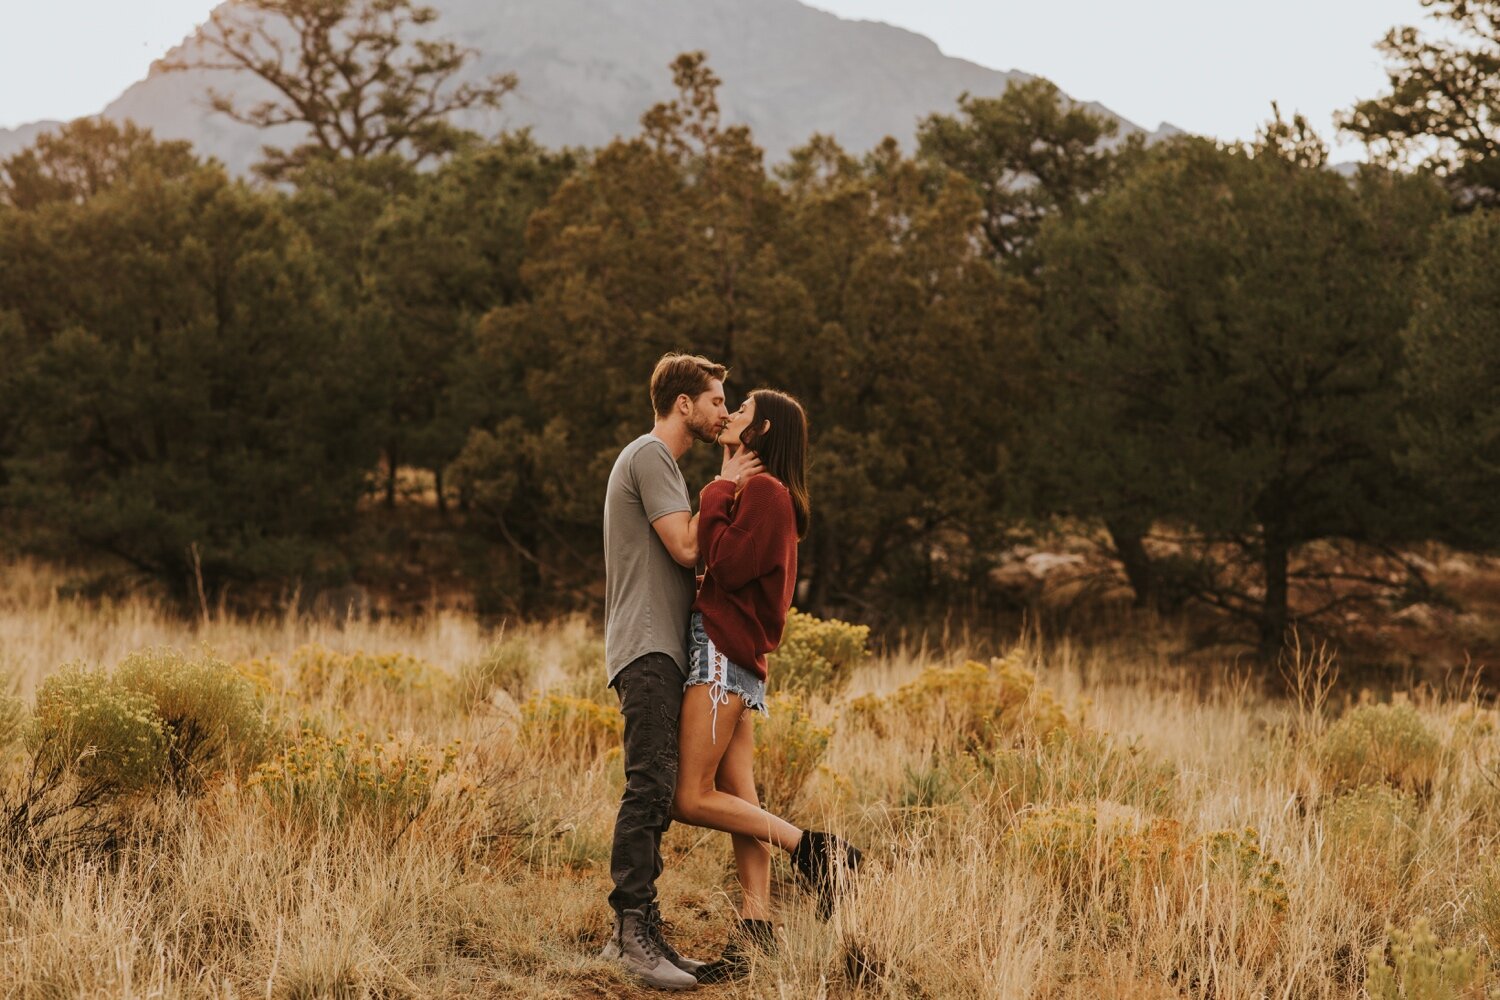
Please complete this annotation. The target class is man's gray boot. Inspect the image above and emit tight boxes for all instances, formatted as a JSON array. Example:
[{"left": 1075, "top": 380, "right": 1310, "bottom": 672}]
[
  {"left": 607, "top": 908, "right": 698, "bottom": 991},
  {"left": 599, "top": 905, "right": 704, "bottom": 976}
]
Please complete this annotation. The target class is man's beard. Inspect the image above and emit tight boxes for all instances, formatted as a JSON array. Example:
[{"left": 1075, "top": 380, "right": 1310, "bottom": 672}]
[{"left": 687, "top": 412, "right": 722, "bottom": 444}]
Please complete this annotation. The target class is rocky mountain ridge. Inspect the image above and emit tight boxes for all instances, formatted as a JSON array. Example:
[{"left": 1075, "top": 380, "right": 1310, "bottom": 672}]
[{"left": 1, "top": 0, "right": 1180, "bottom": 172}]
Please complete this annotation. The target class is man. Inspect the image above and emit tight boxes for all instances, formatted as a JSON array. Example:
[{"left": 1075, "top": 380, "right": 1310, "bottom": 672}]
[{"left": 599, "top": 352, "right": 759, "bottom": 991}]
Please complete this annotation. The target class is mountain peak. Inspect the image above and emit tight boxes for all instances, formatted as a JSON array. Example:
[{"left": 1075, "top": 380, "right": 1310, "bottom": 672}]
[{"left": 1, "top": 0, "right": 1171, "bottom": 171}]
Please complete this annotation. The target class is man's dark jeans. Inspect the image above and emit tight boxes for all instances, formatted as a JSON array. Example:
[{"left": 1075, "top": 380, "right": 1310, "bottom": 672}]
[{"left": 608, "top": 652, "right": 684, "bottom": 915}]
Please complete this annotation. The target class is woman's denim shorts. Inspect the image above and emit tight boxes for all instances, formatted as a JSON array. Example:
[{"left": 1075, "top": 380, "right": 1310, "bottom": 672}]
[{"left": 686, "top": 612, "right": 768, "bottom": 742}]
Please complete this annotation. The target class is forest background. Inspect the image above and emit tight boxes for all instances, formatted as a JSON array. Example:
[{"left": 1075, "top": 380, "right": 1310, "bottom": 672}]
[{"left": 3, "top": 0, "right": 1500, "bottom": 670}]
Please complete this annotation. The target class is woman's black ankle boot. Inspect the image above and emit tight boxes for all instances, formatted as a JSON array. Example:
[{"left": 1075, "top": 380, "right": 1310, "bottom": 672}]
[{"left": 790, "top": 831, "right": 864, "bottom": 920}]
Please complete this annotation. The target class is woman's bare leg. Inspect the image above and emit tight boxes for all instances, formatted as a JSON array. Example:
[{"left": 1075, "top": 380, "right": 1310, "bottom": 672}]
[
  {"left": 715, "top": 710, "right": 771, "bottom": 920},
  {"left": 674, "top": 685, "right": 802, "bottom": 853}
]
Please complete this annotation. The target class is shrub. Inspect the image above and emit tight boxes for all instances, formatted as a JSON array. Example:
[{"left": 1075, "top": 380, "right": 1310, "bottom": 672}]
[
  {"left": 1007, "top": 808, "right": 1287, "bottom": 952},
  {"left": 1321, "top": 702, "right": 1441, "bottom": 793},
  {"left": 231, "top": 656, "right": 281, "bottom": 697},
  {"left": 1322, "top": 784, "right": 1418, "bottom": 867},
  {"left": 289, "top": 645, "right": 454, "bottom": 702},
  {"left": 768, "top": 610, "right": 870, "bottom": 698},
  {"left": 847, "top": 649, "right": 1070, "bottom": 749},
  {"left": 247, "top": 725, "right": 459, "bottom": 826},
  {"left": 754, "top": 692, "right": 833, "bottom": 817},
  {"left": 519, "top": 693, "right": 621, "bottom": 761},
  {"left": 1472, "top": 862, "right": 1500, "bottom": 955},
  {"left": 1365, "top": 918, "right": 1493, "bottom": 1000},
  {"left": 1197, "top": 827, "right": 1290, "bottom": 916},
  {"left": 114, "top": 649, "right": 271, "bottom": 791},
  {"left": 0, "top": 693, "right": 24, "bottom": 749},
  {"left": 29, "top": 666, "right": 168, "bottom": 793},
  {"left": 1009, "top": 802, "right": 1179, "bottom": 902},
  {"left": 460, "top": 636, "right": 538, "bottom": 703},
  {"left": 978, "top": 730, "right": 1178, "bottom": 815}
]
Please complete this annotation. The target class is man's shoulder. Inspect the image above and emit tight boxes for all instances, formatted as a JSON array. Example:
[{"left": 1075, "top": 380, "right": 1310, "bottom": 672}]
[
  {"left": 609, "top": 434, "right": 658, "bottom": 481},
  {"left": 619, "top": 433, "right": 675, "bottom": 466}
]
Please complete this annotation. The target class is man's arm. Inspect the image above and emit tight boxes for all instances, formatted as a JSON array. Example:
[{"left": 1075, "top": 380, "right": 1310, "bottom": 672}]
[{"left": 652, "top": 510, "right": 700, "bottom": 568}]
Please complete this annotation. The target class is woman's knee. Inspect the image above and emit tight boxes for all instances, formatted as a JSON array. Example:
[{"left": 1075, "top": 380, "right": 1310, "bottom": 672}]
[{"left": 671, "top": 787, "right": 700, "bottom": 825}]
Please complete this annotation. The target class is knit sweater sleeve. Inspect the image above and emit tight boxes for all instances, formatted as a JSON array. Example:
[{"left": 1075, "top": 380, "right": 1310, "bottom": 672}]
[{"left": 698, "top": 475, "right": 790, "bottom": 592}]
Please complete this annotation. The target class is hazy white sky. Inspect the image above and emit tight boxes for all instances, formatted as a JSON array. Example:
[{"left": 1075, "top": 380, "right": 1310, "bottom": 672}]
[{"left": 1, "top": 0, "right": 1438, "bottom": 159}]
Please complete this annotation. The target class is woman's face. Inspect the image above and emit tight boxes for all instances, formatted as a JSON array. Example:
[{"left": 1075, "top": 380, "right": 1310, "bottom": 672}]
[{"left": 719, "top": 395, "right": 758, "bottom": 448}]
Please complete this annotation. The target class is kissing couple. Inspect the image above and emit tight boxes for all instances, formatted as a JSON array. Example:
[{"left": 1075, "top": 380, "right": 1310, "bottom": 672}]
[{"left": 599, "top": 353, "right": 864, "bottom": 990}]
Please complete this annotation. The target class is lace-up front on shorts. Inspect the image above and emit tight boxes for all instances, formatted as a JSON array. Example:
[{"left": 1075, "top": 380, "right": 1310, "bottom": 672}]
[{"left": 685, "top": 611, "right": 769, "bottom": 743}]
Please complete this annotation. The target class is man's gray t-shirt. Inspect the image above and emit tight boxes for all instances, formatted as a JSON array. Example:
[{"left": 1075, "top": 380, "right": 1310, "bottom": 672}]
[{"left": 604, "top": 434, "right": 695, "bottom": 683}]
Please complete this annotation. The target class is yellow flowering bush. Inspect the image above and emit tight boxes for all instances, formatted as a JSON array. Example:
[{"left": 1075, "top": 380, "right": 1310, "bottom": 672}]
[
  {"left": 30, "top": 666, "right": 168, "bottom": 792},
  {"left": 768, "top": 610, "right": 870, "bottom": 697},
  {"left": 1320, "top": 702, "right": 1441, "bottom": 793},
  {"left": 247, "top": 726, "right": 460, "bottom": 826},
  {"left": 847, "top": 649, "right": 1070, "bottom": 749},
  {"left": 289, "top": 645, "right": 454, "bottom": 702},
  {"left": 231, "top": 656, "right": 281, "bottom": 697},
  {"left": 1366, "top": 917, "right": 1495, "bottom": 1000},
  {"left": 115, "top": 649, "right": 271, "bottom": 791},
  {"left": 1009, "top": 802, "right": 1180, "bottom": 900},
  {"left": 520, "top": 693, "right": 621, "bottom": 761},
  {"left": 1197, "top": 827, "right": 1290, "bottom": 916},
  {"left": 754, "top": 692, "right": 832, "bottom": 817}
]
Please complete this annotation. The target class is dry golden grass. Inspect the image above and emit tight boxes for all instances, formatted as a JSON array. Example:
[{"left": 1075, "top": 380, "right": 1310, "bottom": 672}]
[{"left": 2, "top": 558, "right": 1499, "bottom": 999}]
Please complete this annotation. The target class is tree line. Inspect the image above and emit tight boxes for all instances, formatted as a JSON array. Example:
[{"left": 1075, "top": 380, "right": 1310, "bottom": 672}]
[{"left": 1, "top": 0, "right": 1497, "bottom": 658}]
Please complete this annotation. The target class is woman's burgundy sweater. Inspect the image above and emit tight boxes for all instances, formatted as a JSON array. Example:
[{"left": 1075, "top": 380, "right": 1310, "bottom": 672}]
[{"left": 693, "top": 474, "right": 798, "bottom": 680}]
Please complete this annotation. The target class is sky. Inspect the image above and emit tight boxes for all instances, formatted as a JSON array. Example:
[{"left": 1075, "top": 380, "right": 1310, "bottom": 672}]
[{"left": 0, "top": 0, "right": 1441, "bottom": 160}]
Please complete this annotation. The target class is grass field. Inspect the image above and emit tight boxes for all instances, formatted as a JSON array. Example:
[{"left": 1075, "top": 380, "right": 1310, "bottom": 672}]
[{"left": 1, "top": 559, "right": 1498, "bottom": 999}]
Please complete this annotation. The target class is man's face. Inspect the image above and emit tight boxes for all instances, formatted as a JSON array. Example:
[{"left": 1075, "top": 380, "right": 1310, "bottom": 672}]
[{"left": 685, "top": 379, "right": 730, "bottom": 445}]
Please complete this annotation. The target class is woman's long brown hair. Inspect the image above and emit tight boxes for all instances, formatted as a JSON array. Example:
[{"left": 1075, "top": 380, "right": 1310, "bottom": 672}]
[{"left": 739, "top": 389, "right": 811, "bottom": 540}]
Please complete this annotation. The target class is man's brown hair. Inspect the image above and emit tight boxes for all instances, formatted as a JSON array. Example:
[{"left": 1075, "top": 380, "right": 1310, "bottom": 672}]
[{"left": 649, "top": 352, "right": 727, "bottom": 418}]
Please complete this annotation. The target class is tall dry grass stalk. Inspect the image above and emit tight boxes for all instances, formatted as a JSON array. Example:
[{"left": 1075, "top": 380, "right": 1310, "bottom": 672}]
[{"left": 0, "top": 558, "right": 1497, "bottom": 998}]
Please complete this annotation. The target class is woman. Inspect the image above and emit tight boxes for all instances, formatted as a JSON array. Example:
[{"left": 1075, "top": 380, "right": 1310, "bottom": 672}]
[{"left": 671, "top": 388, "right": 863, "bottom": 984}]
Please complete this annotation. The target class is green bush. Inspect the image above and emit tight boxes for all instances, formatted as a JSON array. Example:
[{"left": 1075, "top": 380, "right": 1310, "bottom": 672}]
[
  {"left": 1321, "top": 702, "right": 1441, "bottom": 793},
  {"left": 1323, "top": 784, "right": 1418, "bottom": 866},
  {"left": 115, "top": 649, "right": 271, "bottom": 791},
  {"left": 0, "top": 693, "right": 25, "bottom": 749},
  {"left": 978, "top": 730, "right": 1177, "bottom": 815},
  {"left": 768, "top": 610, "right": 870, "bottom": 698},
  {"left": 1365, "top": 917, "right": 1493, "bottom": 1000},
  {"left": 29, "top": 666, "right": 168, "bottom": 793}
]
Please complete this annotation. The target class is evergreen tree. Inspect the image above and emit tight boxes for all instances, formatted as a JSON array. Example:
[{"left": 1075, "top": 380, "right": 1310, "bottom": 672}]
[
  {"left": 368, "top": 133, "right": 578, "bottom": 514},
  {"left": 917, "top": 78, "right": 1138, "bottom": 271},
  {"left": 1036, "top": 130, "right": 1444, "bottom": 656},
  {"left": 767, "top": 135, "right": 1028, "bottom": 614},
  {"left": 1400, "top": 208, "right": 1500, "bottom": 546},
  {"left": 0, "top": 146, "right": 379, "bottom": 599},
  {"left": 1340, "top": 0, "right": 1500, "bottom": 206},
  {"left": 0, "top": 118, "right": 199, "bottom": 209}
]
